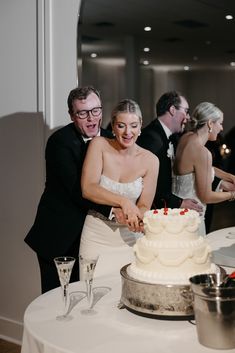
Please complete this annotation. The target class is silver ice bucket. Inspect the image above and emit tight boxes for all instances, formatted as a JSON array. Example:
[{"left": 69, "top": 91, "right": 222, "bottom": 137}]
[{"left": 190, "top": 273, "right": 235, "bottom": 350}]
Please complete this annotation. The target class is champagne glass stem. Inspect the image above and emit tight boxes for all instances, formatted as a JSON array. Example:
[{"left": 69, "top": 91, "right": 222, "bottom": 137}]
[
  {"left": 86, "top": 279, "right": 93, "bottom": 308},
  {"left": 62, "top": 284, "right": 68, "bottom": 316}
]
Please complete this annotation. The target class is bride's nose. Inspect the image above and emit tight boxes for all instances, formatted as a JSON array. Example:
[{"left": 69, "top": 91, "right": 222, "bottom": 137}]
[{"left": 124, "top": 125, "right": 131, "bottom": 134}]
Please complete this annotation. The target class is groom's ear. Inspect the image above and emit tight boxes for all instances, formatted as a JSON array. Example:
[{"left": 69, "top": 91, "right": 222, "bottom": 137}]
[{"left": 169, "top": 105, "right": 175, "bottom": 116}]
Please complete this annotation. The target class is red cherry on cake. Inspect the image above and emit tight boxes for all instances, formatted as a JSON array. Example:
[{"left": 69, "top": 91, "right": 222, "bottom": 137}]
[
  {"left": 229, "top": 271, "right": 235, "bottom": 279},
  {"left": 153, "top": 210, "right": 158, "bottom": 214},
  {"left": 184, "top": 208, "right": 189, "bottom": 212},
  {"left": 180, "top": 211, "right": 185, "bottom": 215}
]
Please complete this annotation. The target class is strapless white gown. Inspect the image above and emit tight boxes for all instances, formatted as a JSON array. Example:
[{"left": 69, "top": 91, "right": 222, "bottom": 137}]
[
  {"left": 79, "top": 175, "right": 143, "bottom": 279},
  {"left": 172, "top": 169, "right": 215, "bottom": 236}
]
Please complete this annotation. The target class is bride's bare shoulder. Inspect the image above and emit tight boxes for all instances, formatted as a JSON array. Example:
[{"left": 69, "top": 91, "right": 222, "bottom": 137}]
[
  {"left": 139, "top": 145, "right": 159, "bottom": 163},
  {"left": 90, "top": 136, "right": 112, "bottom": 146},
  {"left": 181, "top": 131, "right": 197, "bottom": 143}
]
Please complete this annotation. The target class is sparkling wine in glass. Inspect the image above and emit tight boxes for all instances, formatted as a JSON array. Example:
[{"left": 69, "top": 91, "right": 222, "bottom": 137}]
[
  {"left": 54, "top": 256, "right": 75, "bottom": 321},
  {"left": 79, "top": 254, "right": 99, "bottom": 315}
]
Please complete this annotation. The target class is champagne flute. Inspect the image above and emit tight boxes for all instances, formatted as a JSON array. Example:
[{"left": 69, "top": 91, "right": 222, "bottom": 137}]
[
  {"left": 79, "top": 254, "right": 99, "bottom": 315},
  {"left": 54, "top": 256, "right": 75, "bottom": 321}
]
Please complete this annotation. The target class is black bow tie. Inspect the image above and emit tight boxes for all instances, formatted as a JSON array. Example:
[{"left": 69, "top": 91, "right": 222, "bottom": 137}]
[
  {"left": 168, "top": 133, "right": 182, "bottom": 152},
  {"left": 168, "top": 133, "right": 182, "bottom": 146}
]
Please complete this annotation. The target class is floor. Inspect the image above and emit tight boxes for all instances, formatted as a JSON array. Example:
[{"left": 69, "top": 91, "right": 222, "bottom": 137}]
[
  {"left": 0, "top": 339, "right": 21, "bottom": 353},
  {"left": 1, "top": 202, "right": 234, "bottom": 353}
]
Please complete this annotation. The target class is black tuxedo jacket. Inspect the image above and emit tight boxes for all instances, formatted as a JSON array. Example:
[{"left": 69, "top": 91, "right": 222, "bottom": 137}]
[
  {"left": 137, "top": 119, "right": 182, "bottom": 209},
  {"left": 25, "top": 123, "right": 112, "bottom": 260}
]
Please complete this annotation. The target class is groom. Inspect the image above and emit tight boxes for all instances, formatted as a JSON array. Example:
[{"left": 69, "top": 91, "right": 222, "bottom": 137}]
[
  {"left": 138, "top": 91, "right": 203, "bottom": 212},
  {"left": 25, "top": 86, "right": 113, "bottom": 293}
]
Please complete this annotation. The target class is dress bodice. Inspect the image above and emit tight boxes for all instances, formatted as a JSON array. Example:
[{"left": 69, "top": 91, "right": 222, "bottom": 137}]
[
  {"left": 172, "top": 173, "right": 199, "bottom": 201},
  {"left": 100, "top": 175, "right": 143, "bottom": 203},
  {"left": 172, "top": 168, "right": 215, "bottom": 236},
  {"left": 172, "top": 168, "right": 215, "bottom": 202}
]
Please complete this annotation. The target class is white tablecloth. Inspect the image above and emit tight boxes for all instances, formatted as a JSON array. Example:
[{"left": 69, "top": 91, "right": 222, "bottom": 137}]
[
  {"left": 207, "top": 226, "right": 235, "bottom": 273},
  {"left": 21, "top": 227, "right": 235, "bottom": 353}
]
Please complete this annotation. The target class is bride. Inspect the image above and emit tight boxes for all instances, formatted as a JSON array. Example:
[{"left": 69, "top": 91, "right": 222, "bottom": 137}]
[
  {"left": 172, "top": 101, "right": 235, "bottom": 236},
  {"left": 79, "top": 99, "right": 159, "bottom": 278}
]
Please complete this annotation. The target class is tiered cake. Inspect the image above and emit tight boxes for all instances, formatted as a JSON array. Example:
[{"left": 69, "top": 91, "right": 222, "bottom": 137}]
[{"left": 128, "top": 208, "right": 216, "bottom": 285}]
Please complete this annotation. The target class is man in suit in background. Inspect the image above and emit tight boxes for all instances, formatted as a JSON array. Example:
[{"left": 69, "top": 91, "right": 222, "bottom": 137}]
[
  {"left": 25, "top": 86, "right": 113, "bottom": 293},
  {"left": 138, "top": 91, "right": 203, "bottom": 212}
]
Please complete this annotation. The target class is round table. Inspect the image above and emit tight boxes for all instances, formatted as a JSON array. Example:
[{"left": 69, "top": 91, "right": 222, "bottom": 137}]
[
  {"left": 207, "top": 226, "right": 235, "bottom": 272},
  {"left": 21, "top": 227, "right": 235, "bottom": 353}
]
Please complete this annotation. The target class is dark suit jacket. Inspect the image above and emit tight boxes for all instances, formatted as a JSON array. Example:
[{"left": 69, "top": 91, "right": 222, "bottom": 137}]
[
  {"left": 137, "top": 119, "right": 182, "bottom": 209},
  {"left": 25, "top": 123, "right": 112, "bottom": 260}
]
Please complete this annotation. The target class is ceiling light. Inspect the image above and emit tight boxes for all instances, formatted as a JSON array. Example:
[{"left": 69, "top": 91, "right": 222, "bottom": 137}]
[
  {"left": 143, "top": 47, "right": 150, "bottom": 52},
  {"left": 184, "top": 66, "right": 189, "bottom": 71},
  {"left": 225, "top": 15, "right": 233, "bottom": 20},
  {"left": 90, "top": 53, "right": 97, "bottom": 58},
  {"left": 230, "top": 62, "right": 235, "bottom": 66},
  {"left": 193, "top": 56, "right": 198, "bottom": 61},
  {"left": 144, "top": 26, "right": 151, "bottom": 32},
  {"left": 143, "top": 60, "right": 149, "bottom": 65}
]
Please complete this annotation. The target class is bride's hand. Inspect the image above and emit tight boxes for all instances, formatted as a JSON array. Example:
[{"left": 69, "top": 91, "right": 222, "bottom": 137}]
[
  {"left": 229, "top": 174, "right": 235, "bottom": 185},
  {"left": 220, "top": 180, "right": 235, "bottom": 192},
  {"left": 120, "top": 199, "right": 143, "bottom": 232}
]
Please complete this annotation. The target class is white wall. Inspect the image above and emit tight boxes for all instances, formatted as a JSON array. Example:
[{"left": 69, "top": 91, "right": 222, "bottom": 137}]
[{"left": 0, "top": 0, "right": 81, "bottom": 344}]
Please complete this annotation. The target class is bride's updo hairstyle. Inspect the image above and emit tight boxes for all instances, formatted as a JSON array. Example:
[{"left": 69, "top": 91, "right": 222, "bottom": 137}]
[
  {"left": 111, "top": 99, "right": 143, "bottom": 127},
  {"left": 187, "top": 102, "right": 222, "bottom": 132}
]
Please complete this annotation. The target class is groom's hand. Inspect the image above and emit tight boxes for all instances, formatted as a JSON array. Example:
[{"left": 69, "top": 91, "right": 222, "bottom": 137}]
[
  {"left": 181, "top": 199, "right": 203, "bottom": 214},
  {"left": 112, "top": 207, "right": 127, "bottom": 225},
  {"left": 112, "top": 208, "right": 144, "bottom": 233}
]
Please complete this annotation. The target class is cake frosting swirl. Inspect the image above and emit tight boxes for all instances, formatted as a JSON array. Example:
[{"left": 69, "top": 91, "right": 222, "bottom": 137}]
[{"left": 127, "top": 208, "right": 216, "bottom": 284}]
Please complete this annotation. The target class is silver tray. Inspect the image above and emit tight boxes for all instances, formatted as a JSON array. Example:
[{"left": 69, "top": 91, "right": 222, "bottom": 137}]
[{"left": 120, "top": 264, "right": 194, "bottom": 317}]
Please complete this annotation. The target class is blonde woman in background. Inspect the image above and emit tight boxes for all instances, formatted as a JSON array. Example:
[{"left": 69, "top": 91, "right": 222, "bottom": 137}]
[
  {"left": 79, "top": 99, "right": 159, "bottom": 277},
  {"left": 172, "top": 102, "right": 235, "bottom": 235}
]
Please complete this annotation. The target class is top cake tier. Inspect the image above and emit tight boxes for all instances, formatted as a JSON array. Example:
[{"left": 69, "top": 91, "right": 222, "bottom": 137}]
[{"left": 143, "top": 208, "right": 201, "bottom": 241}]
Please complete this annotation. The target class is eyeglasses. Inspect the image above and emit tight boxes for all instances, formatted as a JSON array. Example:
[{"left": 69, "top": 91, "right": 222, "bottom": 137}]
[
  {"left": 175, "top": 105, "right": 190, "bottom": 115},
  {"left": 74, "top": 107, "right": 102, "bottom": 119}
]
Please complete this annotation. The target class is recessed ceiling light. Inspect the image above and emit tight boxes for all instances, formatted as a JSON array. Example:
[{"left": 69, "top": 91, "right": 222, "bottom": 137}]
[
  {"left": 230, "top": 62, "right": 235, "bottom": 66},
  {"left": 184, "top": 66, "right": 190, "bottom": 71},
  {"left": 143, "top": 47, "right": 150, "bottom": 52},
  {"left": 143, "top": 60, "right": 149, "bottom": 65},
  {"left": 193, "top": 56, "right": 198, "bottom": 61},
  {"left": 225, "top": 15, "right": 233, "bottom": 20},
  {"left": 90, "top": 53, "right": 97, "bottom": 58},
  {"left": 144, "top": 26, "right": 151, "bottom": 32}
]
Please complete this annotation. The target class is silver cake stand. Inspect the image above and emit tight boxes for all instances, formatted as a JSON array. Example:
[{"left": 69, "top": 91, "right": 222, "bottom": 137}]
[{"left": 120, "top": 264, "right": 194, "bottom": 317}]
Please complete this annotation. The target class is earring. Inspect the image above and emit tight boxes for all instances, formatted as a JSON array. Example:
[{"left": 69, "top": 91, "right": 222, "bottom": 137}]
[
  {"left": 208, "top": 127, "right": 212, "bottom": 133},
  {"left": 112, "top": 131, "right": 115, "bottom": 137},
  {"left": 138, "top": 131, "right": 141, "bottom": 136}
]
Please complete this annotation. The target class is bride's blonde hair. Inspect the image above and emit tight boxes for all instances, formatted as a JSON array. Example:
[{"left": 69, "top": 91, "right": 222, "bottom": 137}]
[
  {"left": 111, "top": 99, "right": 142, "bottom": 127},
  {"left": 187, "top": 102, "right": 223, "bottom": 131}
]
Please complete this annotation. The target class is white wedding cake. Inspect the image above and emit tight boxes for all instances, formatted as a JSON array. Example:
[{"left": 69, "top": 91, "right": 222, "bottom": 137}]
[{"left": 127, "top": 208, "right": 216, "bottom": 284}]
